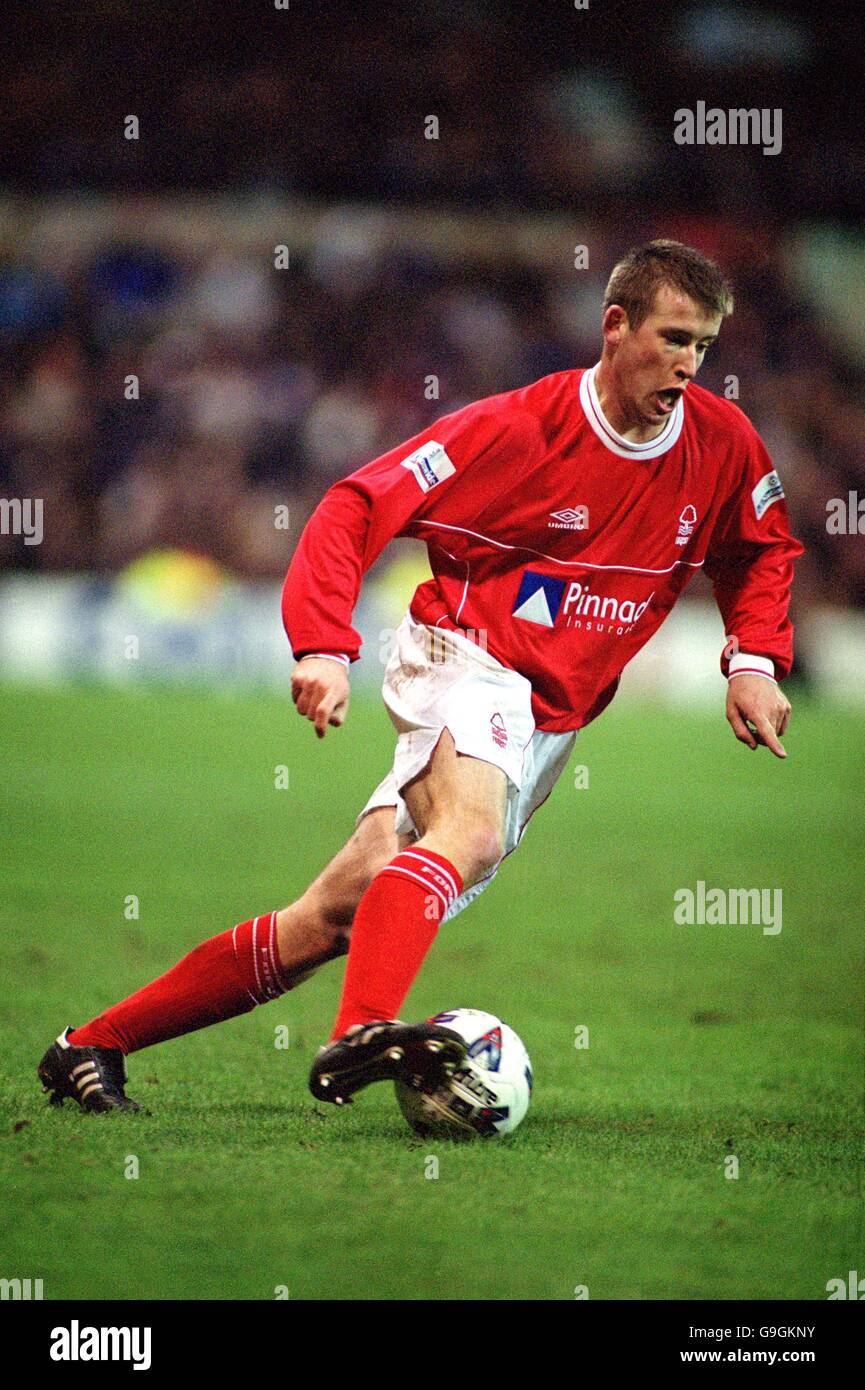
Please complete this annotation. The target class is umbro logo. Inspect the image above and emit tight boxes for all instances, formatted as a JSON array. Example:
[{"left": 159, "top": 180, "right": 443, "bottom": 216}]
[{"left": 548, "top": 506, "right": 589, "bottom": 531}]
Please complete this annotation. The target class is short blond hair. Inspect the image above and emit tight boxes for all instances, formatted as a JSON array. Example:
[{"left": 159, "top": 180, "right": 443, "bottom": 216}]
[{"left": 604, "top": 239, "right": 734, "bottom": 329}]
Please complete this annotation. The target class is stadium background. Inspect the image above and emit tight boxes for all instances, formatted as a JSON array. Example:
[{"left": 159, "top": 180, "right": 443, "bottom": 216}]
[{"left": 1, "top": 0, "right": 862, "bottom": 1302}]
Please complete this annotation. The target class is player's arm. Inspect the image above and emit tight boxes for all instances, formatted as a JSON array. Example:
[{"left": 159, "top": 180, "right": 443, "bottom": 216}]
[
  {"left": 703, "top": 430, "right": 804, "bottom": 759},
  {"left": 283, "top": 461, "right": 428, "bottom": 738},
  {"left": 282, "top": 408, "right": 518, "bottom": 737}
]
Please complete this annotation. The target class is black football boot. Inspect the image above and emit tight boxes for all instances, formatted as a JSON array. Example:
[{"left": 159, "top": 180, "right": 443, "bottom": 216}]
[
  {"left": 309, "top": 1019, "right": 467, "bottom": 1106},
  {"left": 37, "top": 1027, "right": 140, "bottom": 1113}
]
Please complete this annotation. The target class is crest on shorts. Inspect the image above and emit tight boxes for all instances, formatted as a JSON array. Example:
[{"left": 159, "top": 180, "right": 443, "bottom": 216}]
[
  {"left": 490, "top": 712, "right": 508, "bottom": 749},
  {"left": 512, "top": 571, "right": 566, "bottom": 627}
]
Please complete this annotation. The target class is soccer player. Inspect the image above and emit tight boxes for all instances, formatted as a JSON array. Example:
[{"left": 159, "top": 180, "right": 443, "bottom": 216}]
[{"left": 39, "top": 240, "right": 802, "bottom": 1113}]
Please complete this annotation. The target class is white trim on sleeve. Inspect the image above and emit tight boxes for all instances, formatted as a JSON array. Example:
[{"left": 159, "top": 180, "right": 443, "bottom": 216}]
[
  {"left": 299, "top": 652, "right": 350, "bottom": 667},
  {"left": 727, "top": 652, "right": 776, "bottom": 682}
]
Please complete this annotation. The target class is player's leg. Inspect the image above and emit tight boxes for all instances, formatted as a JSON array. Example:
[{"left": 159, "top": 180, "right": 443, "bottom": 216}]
[
  {"left": 37, "top": 809, "right": 404, "bottom": 1112},
  {"left": 330, "top": 729, "right": 507, "bottom": 1036},
  {"left": 275, "top": 807, "right": 406, "bottom": 986},
  {"left": 400, "top": 728, "right": 509, "bottom": 875},
  {"left": 309, "top": 731, "right": 509, "bottom": 1104}
]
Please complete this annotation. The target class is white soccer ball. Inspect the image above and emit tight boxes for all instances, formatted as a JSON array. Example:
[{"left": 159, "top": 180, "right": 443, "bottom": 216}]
[{"left": 394, "top": 1008, "right": 533, "bottom": 1139}]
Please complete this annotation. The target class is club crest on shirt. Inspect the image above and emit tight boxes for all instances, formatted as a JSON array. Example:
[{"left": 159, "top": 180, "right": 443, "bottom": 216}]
[{"left": 675, "top": 504, "right": 697, "bottom": 546}]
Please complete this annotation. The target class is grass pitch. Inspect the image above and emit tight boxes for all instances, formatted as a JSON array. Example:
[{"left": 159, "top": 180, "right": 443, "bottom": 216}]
[{"left": 0, "top": 681, "right": 861, "bottom": 1300}]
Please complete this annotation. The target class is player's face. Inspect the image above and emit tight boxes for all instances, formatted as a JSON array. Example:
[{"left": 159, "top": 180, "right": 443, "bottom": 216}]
[{"left": 612, "top": 284, "right": 722, "bottom": 428}]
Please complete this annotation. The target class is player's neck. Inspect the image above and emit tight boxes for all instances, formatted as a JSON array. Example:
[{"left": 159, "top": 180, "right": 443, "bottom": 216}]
[{"left": 592, "top": 361, "right": 666, "bottom": 445}]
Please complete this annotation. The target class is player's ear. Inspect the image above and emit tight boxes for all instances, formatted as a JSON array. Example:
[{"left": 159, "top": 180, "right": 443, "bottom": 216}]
[{"left": 602, "top": 303, "right": 628, "bottom": 345}]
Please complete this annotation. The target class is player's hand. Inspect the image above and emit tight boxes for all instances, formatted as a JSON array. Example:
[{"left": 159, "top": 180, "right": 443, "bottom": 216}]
[
  {"left": 726, "top": 674, "right": 790, "bottom": 759},
  {"left": 291, "top": 658, "right": 350, "bottom": 739}
]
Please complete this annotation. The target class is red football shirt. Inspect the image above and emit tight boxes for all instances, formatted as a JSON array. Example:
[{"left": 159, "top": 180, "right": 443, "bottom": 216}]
[{"left": 282, "top": 367, "right": 803, "bottom": 732}]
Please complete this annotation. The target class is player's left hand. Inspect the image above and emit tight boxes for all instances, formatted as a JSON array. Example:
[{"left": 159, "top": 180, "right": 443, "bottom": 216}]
[{"left": 726, "top": 674, "right": 791, "bottom": 759}]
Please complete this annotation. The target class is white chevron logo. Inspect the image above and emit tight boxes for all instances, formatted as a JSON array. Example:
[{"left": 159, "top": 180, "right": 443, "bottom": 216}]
[{"left": 512, "top": 587, "right": 556, "bottom": 626}]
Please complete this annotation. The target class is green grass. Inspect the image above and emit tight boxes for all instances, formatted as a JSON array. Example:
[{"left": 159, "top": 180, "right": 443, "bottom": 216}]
[{"left": 0, "top": 682, "right": 862, "bottom": 1300}]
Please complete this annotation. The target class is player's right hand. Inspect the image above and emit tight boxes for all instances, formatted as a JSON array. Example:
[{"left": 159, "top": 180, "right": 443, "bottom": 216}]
[{"left": 291, "top": 657, "right": 351, "bottom": 738}]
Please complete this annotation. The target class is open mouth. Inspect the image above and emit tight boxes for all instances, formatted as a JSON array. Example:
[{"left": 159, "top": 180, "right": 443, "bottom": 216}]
[{"left": 654, "top": 387, "right": 683, "bottom": 416}]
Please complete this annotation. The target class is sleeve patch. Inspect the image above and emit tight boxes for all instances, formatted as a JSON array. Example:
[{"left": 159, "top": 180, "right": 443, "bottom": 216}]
[
  {"left": 751, "top": 469, "right": 785, "bottom": 520},
  {"left": 400, "top": 440, "right": 456, "bottom": 493}
]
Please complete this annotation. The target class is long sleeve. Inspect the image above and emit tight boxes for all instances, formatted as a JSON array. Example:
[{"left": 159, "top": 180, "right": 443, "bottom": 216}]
[
  {"left": 281, "top": 404, "right": 530, "bottom": 662},
  {"left": 704, "top": 429, "right": 804, "bottom": 680}
]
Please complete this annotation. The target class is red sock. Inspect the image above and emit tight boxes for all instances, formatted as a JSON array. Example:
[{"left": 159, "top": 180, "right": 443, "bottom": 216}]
[
  {"left": 67, "top": 913, "right": 286, "bottom": 1055},
  {"left": 331, "top": 848, "right": 462, "bottom": 1039}
]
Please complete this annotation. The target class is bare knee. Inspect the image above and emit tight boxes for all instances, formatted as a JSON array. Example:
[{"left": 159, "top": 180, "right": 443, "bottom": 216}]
[
  {"left": 402, "top": 733, "right": 508, "bottom": 889},
  {"left": 462, "top": 821, "right": 505, "bottom": 884},
  {"left": 281, "top": 807, "right": 399, "bottom": 958},
  {"left": 423, "top": 815, "right": 504, "bottom": 889}
]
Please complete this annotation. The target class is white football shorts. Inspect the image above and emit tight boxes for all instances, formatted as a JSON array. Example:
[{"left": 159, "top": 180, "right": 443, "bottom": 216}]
[{"left": 358, "top": 613, "right": 576, "bottom": 920}]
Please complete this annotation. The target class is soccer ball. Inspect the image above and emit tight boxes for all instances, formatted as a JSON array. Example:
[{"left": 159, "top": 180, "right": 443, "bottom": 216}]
[{"left": 394, "top": 1008, "right": 533, "bottom": 1139}]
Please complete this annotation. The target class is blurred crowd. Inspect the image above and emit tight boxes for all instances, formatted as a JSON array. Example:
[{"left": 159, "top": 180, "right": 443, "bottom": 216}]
[
  {"left": 3, "top": 2, "right": 861, "bottom": 221},
  {"left": 0, "top": 0, "right": 863, "bottom": 608},
  {"left": 0, "top": 214, "right": 863, "bottom": 609}
]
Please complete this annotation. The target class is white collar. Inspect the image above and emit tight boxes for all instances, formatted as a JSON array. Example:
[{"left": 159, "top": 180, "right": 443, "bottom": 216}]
[{"left": 580, "top": 364, "right": 684, "bottom": 460}]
